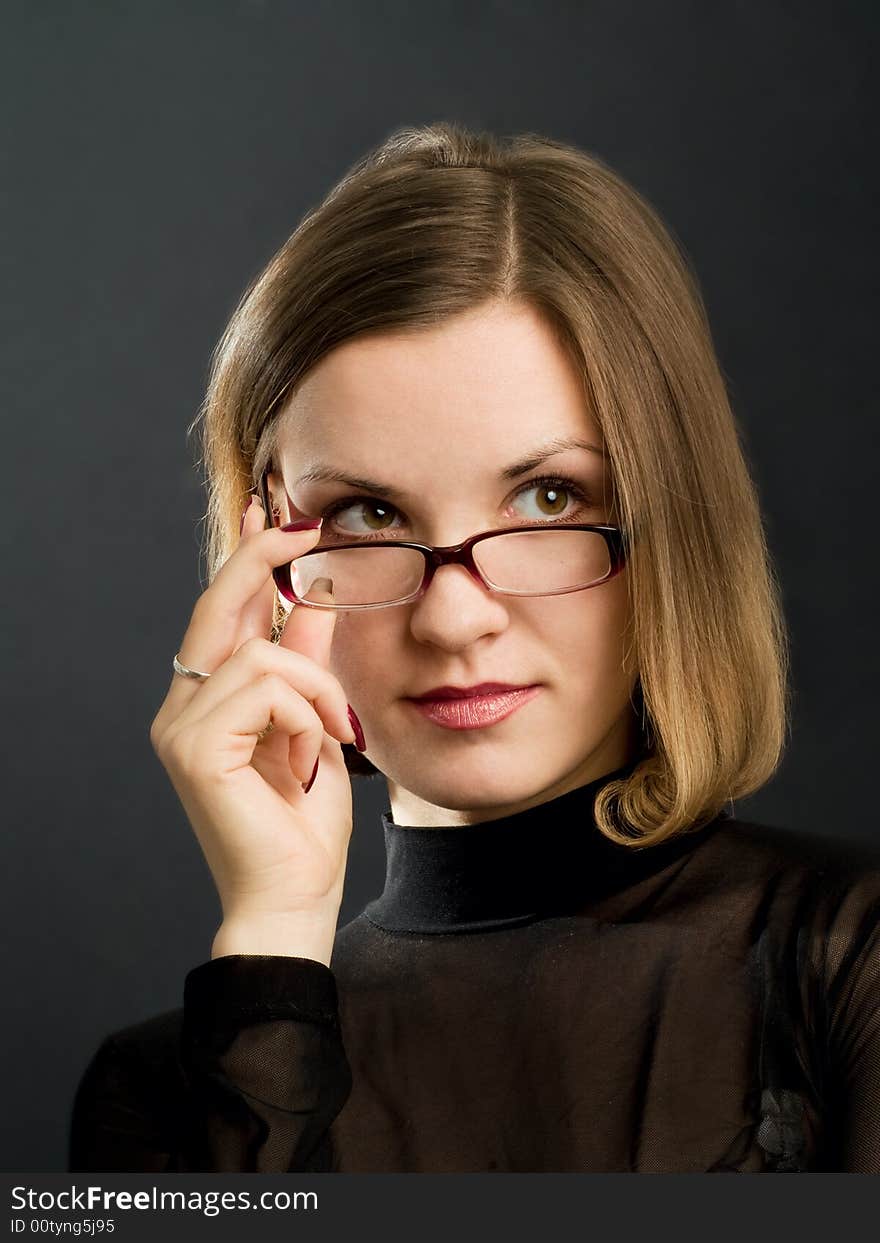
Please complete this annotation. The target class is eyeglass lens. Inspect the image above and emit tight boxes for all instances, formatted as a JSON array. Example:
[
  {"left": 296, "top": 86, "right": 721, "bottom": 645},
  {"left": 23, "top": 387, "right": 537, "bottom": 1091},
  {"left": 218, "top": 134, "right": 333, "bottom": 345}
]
[{"left": 281, "top": 528, "right": 613, "bottom": 606}]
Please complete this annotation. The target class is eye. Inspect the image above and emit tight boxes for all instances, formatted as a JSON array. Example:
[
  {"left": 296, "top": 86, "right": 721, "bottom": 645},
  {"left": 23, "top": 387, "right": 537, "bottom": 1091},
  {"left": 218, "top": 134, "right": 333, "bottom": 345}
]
[
  {"left": 509, "top": 474, "right": 593, "bottom": 522},
  {"left": 319, "top": 496, "right": 400, "bottom": 537},
  {"left": 317, "top": 473, "right": 598, "bottom": 539}
]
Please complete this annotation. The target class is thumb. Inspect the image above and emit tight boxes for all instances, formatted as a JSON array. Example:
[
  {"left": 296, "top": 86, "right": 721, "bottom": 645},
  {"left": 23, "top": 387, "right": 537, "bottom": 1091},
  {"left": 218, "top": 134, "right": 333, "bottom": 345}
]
[{"left": 276, "top": 575, "right": 340, "bottom": 670}]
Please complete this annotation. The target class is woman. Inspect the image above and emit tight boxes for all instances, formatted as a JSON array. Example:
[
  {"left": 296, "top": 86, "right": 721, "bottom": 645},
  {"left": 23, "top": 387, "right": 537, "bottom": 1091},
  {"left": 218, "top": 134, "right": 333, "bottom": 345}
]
[{"left": 69, "top": 122, "right": 879, "bottom": 1173}]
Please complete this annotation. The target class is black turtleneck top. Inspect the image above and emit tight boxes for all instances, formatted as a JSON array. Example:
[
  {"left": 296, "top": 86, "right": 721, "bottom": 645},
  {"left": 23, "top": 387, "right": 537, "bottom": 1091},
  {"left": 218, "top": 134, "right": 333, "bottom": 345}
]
[{"left": 68, "top": 766, "right": 880, "bottom": 1173}]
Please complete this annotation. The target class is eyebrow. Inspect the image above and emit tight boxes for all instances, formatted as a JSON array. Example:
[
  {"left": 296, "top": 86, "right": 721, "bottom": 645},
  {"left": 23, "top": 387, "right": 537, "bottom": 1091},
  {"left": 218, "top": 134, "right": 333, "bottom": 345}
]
[{"left": 293, "top": 436, "right": 607, "bottom": 503}]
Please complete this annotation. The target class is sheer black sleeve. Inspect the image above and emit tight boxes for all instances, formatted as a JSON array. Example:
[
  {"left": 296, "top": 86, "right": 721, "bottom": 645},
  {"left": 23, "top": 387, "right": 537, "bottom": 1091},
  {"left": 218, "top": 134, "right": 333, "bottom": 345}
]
[
  {"left": 812, "top": 866, "right": 880, "bottom": 1171},
  {"left": 68, "top": 955, "right": 353, "bottom": 1172}
]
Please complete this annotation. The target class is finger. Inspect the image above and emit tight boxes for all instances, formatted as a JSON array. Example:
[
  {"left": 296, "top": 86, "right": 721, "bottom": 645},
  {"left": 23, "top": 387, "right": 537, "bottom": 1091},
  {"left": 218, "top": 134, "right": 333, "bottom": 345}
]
[
  {"left": 276, "top": 573, "right": 341, "bottom": 672},
  {"left": 234, "top": 495, "right": 277, "bottom": 648},
  {"left": 174, "top": 674, "right": 326, "bottom": 785},
  {"left": 166, "top": 521, "right": 324, "bottom": 717},
  {"left": 168, "top": 637, "right": 354, "bottom": 745}
]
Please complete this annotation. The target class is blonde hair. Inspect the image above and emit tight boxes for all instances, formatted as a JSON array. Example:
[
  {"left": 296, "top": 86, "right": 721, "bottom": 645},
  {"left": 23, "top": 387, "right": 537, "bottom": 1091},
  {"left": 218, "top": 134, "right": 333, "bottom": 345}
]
[{"left": 189, "top": 121, "right": 790, "bottom": 847}]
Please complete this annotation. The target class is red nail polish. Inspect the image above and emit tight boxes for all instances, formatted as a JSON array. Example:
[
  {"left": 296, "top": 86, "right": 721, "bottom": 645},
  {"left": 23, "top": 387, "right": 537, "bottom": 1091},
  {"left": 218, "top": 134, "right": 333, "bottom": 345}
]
[
  {"left": 302, "top": 756, "right": 320, "bottom": 794},
  {"left": 281, "top": 518, "right": 323, "bottom": 532},
  {"left": 347, "top": 705, "right": 366, "bottom": 752}
]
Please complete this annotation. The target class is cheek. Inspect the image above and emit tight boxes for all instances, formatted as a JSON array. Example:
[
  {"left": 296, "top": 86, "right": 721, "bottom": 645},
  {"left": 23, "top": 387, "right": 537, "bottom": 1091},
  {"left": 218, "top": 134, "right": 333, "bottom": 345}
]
[
  {"left": 327, "top": 611, "right": 402, "bottom": 697},
  {"left": 539, "top": 575, "right": 633, "bottom": 670},
  {"left": 325, "top": 576, "right": 635, "bottom": 699}
]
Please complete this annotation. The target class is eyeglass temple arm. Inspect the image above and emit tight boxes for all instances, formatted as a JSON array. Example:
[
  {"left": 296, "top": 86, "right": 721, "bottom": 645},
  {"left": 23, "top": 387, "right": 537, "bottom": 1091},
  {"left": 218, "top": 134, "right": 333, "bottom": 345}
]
[
  {"left": 257, "top": 471, "right": 274, "bottom": 526},
  {"left": 255, "top": 470, "right": 627, "bottom": 562}
]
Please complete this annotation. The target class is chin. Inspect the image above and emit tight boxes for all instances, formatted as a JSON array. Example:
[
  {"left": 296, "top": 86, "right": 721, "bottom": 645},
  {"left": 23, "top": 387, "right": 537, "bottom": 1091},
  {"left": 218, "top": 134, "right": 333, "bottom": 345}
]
[{"left": 390, "top": 748, "right": 566, "bottom": 814}]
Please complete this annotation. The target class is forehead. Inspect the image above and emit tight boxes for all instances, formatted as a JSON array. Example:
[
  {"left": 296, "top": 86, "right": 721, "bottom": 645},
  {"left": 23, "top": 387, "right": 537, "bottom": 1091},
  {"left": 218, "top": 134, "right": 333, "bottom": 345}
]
[{"left": 275, "top": 301, "right": 604, "bottom": 477}]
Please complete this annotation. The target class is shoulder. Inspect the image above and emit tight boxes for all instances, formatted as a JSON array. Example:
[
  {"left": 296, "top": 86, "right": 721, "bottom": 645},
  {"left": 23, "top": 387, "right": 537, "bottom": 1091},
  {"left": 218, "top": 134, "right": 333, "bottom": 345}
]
[
  {"left": 333, "top": 913, "right": 385, "bottom": 969},
  {"left": 330, "top": 913, "right": 410, "bottom": 993},
  {"left": 108, "top": 1006, "right": 185, "bottom": 1059},
  {"left": 72, "top": 1007, "right": 188, "bottom": 1141},
  {"left": 77, "top": 1007, "right": 185, "bottom": 1095},
  {"left": 697, "top": 814, "right": 880, "bottom": 963},
  {"left": 698, "top": 812, "right": 880, "bottom": 893}
]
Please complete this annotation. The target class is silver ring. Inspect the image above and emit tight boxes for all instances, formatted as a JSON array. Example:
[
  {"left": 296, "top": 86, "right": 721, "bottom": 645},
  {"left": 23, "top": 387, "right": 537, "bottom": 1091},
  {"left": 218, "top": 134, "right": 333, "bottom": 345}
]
[
  {"left": 172, "top": 652, "right": 273, "bottom": 740},
  {"left": 173, "top": 653, "right": 212, "bottom": 681}
]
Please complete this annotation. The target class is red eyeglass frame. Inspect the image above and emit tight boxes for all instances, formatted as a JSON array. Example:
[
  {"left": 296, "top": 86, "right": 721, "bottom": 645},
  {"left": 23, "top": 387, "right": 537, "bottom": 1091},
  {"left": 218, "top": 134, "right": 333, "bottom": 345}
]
[{"left": 256, "top": 471, "right": 628, "bottom": 611}]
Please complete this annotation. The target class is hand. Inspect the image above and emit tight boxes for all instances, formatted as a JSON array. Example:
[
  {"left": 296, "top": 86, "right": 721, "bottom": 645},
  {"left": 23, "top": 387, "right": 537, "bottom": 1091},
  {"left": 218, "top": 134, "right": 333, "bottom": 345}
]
[{"left": 149, "top": 496, "right": 362, "bottom": 941}]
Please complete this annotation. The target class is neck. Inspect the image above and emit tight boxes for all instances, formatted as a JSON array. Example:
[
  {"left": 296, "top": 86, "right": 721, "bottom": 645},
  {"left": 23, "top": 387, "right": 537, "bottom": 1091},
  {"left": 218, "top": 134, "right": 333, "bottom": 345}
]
[
  {"left": 387, "top": 731, "right": 644, "bottom": 828},
  {"left": 363, "top": 755, "right": 727, "bottom": 935}
]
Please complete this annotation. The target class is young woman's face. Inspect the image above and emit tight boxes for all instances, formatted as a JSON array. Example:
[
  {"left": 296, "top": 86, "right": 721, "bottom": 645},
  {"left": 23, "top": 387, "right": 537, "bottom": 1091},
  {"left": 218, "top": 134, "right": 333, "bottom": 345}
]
[{"left": 270, "top": 299, "right": 641, "bottom": 825}]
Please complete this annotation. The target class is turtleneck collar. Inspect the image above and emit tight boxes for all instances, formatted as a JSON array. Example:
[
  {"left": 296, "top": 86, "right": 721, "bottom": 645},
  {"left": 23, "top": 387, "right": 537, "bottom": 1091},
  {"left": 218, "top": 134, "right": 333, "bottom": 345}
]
[{"left": 362, "top": 759, "right": 726, "bottom": 934}]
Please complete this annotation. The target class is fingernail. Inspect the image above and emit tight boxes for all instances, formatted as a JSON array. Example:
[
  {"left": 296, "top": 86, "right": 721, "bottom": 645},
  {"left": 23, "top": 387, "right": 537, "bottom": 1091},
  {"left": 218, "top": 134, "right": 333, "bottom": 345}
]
[
  {"left": 302, "top": 755, "right": 320, "bottom": 794},
  {"left": 347, "top": 704, "right": 366, "bottom": 752},
  {"left": 239, "top": 496, "right": 254, "bottom": 535},
  {"left": 281, "top": 518, "right": 323, "bottom": 532}
]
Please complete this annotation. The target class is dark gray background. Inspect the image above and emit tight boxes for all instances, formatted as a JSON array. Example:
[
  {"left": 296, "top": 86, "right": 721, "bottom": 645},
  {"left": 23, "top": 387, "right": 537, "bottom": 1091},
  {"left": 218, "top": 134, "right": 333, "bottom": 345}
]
[{"left": 2, "top": 1, "right": 876, "bottom": 1173}]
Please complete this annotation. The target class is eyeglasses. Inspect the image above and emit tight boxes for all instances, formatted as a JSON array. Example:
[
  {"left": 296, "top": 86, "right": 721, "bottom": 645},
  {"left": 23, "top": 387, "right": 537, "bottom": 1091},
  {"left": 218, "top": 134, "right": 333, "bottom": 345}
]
[{"left": 256, "top": 472, "right": 628, "bottom": 611}]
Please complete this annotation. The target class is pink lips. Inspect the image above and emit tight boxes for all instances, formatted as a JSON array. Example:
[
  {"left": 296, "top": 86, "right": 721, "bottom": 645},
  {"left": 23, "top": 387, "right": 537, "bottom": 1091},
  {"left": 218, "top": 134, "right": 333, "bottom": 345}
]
[
  {"left": 410, "top": 682, "right": 527, "bottom": 700},
  {"left": 407, "top": 686, "right": 542, "bottom": 730}
]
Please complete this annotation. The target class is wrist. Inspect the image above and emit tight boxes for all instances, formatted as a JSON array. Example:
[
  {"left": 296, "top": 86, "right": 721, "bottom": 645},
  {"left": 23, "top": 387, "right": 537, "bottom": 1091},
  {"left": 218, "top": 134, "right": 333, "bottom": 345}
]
[{"left": 212, "top": 911, "right": 338, "bottom": 967}]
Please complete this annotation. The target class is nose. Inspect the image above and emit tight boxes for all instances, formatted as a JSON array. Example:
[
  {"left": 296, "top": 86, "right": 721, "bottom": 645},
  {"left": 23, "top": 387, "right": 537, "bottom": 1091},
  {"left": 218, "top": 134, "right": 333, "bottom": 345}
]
[{"left": 407, "top": 562, "right": 509, "bottom": 649}]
